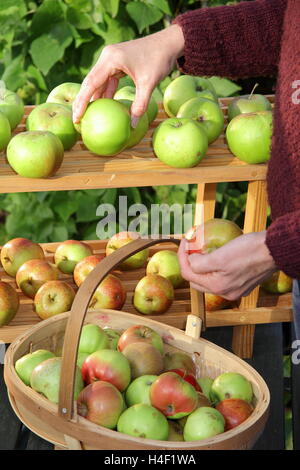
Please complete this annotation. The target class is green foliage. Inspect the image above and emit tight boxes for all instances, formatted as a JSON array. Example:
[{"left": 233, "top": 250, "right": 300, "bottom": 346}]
[
  {"left": 0, "top": 0, "right": 251, "bottom": 245},
  {"left": 0, "top": 0, "right": 243, "bottom": 104}
]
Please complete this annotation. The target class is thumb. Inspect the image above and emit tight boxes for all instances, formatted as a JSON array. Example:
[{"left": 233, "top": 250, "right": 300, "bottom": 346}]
[
  {"left": 131, "top": 84, "right": 152, "bottom": 127},
  {"left": 188, "top": 252, "right": 218, "bottom": 274}
]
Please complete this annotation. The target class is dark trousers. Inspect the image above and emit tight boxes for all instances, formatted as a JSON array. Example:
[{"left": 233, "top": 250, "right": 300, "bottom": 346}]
[{"left": 293, "top": 280, "right": 300, "bottom": 340}]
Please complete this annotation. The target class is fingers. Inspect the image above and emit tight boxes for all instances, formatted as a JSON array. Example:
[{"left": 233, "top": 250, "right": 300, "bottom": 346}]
[
  {"left": 178, "top": 239, "right": 209, "bottom": 290},
  {"left": 131, "top": 81, "right": 153, "bottom": 123},
  {"left": 103, "top": 76, "right": 120, "bottom": 99},
  {"left": 72, "top": 73, "right": 104, "bottom": 123}
]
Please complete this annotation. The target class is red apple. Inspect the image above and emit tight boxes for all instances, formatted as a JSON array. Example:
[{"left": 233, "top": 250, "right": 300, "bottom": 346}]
[
  {"left": 0, "top": 281, "right": 19, "bottom": 326},
  {"left": 150, "top": 371, "right": 198, "bottom": 419},
  {"left": 1, "top": 238, "right": 45, "bottom": 277},
  {"left": 133, "top": 274, "right": 174, "bottom": 315},
  {"left": 34, "top": 280, "right": 75, "bottom": 320},
  {"left": 168, "top": 369, "right": 202, "bottom": 392},
  {"left": 16, "top": 259, "right": 59, "bottom": 298},
  {"left": 73, "top": 254, "right": 105, "bottom": 287},
  {"left": 184, "top": 219, "right": 243, "bottom": 255},
  {"left": 89, "top": 274, "right": 126, "bottom": 310},
  {"left": 216, "top": 398, "right": 253, "bottom": 431},
  {"left": 163, "top": 351, "right": 196, "bottom": 375},
  {"left": 122, "top": 342, "right": 164, "bottom": 379},
  {"left": 54, "top": 240, "right": 93, "bottom": 274},
  {"left": 117, "top": 325, "right": 164, "bottom": 354},
  {"left": 82, "top": 349, "right": 131, "bottom": 392},
  {"left": 77, "top": 381, "right": 124, "bottom": 429},
  {"left": 106, "top": 231, "right": 149, "bottom": 270}
]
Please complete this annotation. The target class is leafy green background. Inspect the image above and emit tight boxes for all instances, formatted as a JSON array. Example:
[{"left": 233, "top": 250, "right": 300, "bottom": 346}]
[{"left": 0, "top": 0, "right": 274, "bottom": 246}]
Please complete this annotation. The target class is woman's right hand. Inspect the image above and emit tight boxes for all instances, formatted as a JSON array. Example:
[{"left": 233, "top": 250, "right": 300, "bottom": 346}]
[{"left": 72, "top": 24, "right": 185, "bottom": 126}]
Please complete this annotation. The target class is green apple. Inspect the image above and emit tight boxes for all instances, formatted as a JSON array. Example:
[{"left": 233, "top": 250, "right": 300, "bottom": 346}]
[
  {"left": 228, "top": 94, "right": 272, "bottom": 121},
  {"left": 117, "top": 404, "right": 169, "bottom": 440},
  {"left": 30, "top": 357, "right": 84, "bottom": 404},
  {"left": 133, "top": 274, "right": 174, "bottom": 315},
  {"left": 81, "top": 98, "right": 131, "bottom": 156},
  {"left": 177, "top": 97, "right": 224, "bottom": 143},
  {"left": 125, "top": 375, "right": 158, "bottom": 406},
  {"left": 26, "top": 102, "right": 78, "bottom": 150},
  {"left": 16, "top": 259, "right": 59, "bottom": 299},
  {"left": 183, "top": 407, "right": 225, "bottom": 441},
  {"left": 0, "top": 88, "right": 24, "bottom": 130},
  {"left": 46, "top": 82, "right": 81, "bottom": 108},
  {"left": 55, "top": 240, "right": 93, "bottom": 274},
  {"left": 77, "top": 352, "right": 89, "bottom": 370},
  {"left": 78, "top": 324, "right": 109, "bottom": 355},
  {"left": 114, "top": 85, "right": 158, "bottom": 123},
  {"left": 0, "top": 111, "right": 11, "bottom": 151},
  {"left": 106, "top": 231, "right": 149, "bottom": 270},
  {"left": 146, "top": 250, "right": 183, "bottom": 288},
  {"left": 34, "top": 280, "right": 75, "bottom": 320},
  {"left": 117, "top": 99, "right": 149, "bottom": 148},
  {"left": 163, "top": 75, "right": 217, "bottom": 117},
  {"left": 103, "top": 328, "right": 121, "bottom": 350},
  {"left": 226, "top": 111, "right": 273, "bottom": 164},
  {"left": 262, "top": 270, "right": 293, "bottom": 294},
  {"left": 1, "top": 237, "right": 45, "bottom": 277},
  {"left": 6, "top": 131, "right": 64, "bottom": 178},
  {"left": 153, "top": 117, "right": 208, "bottom": 168},
  {"left": 211, "top": 372, "right": 253, "bottom": 404},
  {"left": 0, "top": 281, "right": 19, "bottom": 326},
  {"left": 197, "top": 377, "right": 214, "bottom": 400},
  {"left": 15, "top": 349, "right": 55, "bottom": 386},
  {"left": 185, "top": 218, "right": 243, "bottom": 254}
]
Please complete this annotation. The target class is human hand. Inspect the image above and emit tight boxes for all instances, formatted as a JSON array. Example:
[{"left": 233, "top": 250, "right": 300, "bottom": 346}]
[
  {"left": 178, "top": 231, "right": 277, "bottom": 301},
  {"left": 72, "top": 24, "right": 185, "bottom": 126}
]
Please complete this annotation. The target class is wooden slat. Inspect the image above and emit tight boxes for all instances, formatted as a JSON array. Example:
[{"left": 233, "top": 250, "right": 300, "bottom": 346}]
[
  {"left": 189, "top": 183, "right": 217, "bottom": 331},
  {"left": 0, "top": 98, "right": 272, "bottom": 194},
  {"left": 232, "top": 181, "right": 269, "bottom": 358}
]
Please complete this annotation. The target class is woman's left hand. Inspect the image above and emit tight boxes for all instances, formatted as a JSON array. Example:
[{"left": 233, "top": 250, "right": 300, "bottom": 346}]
[{"left": 178, "top": 230, "right": 277, "bottom": 301}]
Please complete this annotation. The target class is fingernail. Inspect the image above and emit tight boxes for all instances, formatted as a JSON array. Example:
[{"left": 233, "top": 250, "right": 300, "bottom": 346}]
[{"left": 131, "top": 116, "right": 139, "bottom": 129}]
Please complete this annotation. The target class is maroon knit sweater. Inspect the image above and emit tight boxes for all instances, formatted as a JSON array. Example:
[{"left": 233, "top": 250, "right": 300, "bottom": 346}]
[{"left": 174, "top": 0, "right": 300, "bottom": 278}]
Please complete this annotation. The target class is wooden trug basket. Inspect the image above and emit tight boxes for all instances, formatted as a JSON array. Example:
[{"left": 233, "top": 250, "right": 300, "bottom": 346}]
[{"left": 4, "top": 238, "right": 270, "bottom": 450}]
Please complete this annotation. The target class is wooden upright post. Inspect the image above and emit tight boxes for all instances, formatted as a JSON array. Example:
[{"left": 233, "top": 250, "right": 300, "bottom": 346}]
[
  {"left": 232, "top": 180, "right": 268, "bottom": 358},
  {"left": 190, "top": 183, "right": 217, "bottom": 331}
]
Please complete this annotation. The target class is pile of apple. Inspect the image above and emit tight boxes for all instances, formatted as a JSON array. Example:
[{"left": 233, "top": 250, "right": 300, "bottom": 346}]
[
  {"left": 0, "top": 79, "right": 159, "bottom": 179},
  {"left": 0, "top": 218, "right": 293, "bottom": 328},
  {"left": 15, "top": 322, "right": 255, "bottom": 442}
]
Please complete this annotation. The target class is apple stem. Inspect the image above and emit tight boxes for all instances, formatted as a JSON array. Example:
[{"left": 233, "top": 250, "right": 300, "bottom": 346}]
[{"left": 248, "top": 83, "right": 259, "bottom": 100}]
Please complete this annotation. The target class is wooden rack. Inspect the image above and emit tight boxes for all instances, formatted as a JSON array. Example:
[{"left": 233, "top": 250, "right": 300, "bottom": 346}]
[{"left": 0, "top": 95, "right": 292, "bottom": 358}]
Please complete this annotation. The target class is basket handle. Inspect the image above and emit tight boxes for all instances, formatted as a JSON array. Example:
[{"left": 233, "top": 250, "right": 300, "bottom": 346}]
[{"left": 58, "top": 236, "right": 205, "bottom": 420}]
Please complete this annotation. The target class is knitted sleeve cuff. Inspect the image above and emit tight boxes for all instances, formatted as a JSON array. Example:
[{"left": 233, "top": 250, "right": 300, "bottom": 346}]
[
  {"left": 265, "top": 212, "right": 300, "bottom": 279},
  {"left": 173, "top": 0, "right": 286, "bottom": 78}
]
